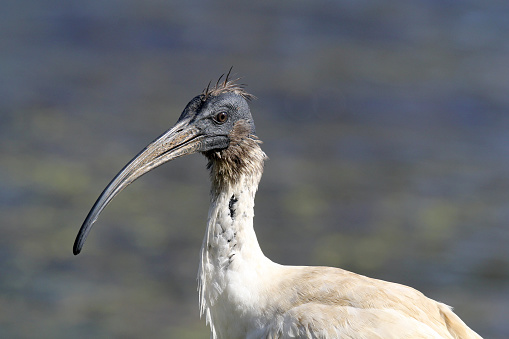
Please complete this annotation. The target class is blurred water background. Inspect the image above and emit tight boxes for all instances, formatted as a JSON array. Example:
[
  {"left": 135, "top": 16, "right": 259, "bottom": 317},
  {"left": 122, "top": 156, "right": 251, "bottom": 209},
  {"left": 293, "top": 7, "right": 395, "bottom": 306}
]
[{"left": 2, "top": 0, "right": 509, "bottom": 338}]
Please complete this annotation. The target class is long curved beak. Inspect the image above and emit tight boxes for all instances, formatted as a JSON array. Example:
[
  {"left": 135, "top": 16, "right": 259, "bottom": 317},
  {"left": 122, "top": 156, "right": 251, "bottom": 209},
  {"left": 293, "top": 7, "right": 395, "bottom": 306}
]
[{"left": 73, "top": 118, "right": 203, "bottom": 255}]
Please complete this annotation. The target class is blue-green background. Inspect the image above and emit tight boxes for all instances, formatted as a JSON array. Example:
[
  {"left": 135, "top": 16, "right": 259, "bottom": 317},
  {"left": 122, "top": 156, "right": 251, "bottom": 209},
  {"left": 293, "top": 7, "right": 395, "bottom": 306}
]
[{"left": 2, "top": 1, "right": 508, "bottom": 338}]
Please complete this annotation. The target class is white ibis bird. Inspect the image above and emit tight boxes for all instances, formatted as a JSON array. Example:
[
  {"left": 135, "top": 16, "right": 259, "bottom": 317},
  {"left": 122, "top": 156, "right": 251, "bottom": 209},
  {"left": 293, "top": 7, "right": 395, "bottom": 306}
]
[{"left": 73, "top": 72, "right": 482, "bottom": 339}]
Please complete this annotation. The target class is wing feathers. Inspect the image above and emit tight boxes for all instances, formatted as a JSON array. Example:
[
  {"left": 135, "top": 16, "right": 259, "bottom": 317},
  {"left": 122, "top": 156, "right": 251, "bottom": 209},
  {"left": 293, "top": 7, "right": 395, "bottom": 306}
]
[{"left": 263, "top": 266, "right": 481, "bottom": 339}]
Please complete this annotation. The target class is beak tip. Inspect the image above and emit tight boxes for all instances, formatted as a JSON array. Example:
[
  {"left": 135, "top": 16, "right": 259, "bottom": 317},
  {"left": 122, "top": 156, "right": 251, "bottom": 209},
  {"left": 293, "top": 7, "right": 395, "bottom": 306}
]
[
  {"left": 73, "top": 243, "right": 82, "bottom": 255},
  {"left": 73, "top": 234, "right": 85, "bottom": 255}
]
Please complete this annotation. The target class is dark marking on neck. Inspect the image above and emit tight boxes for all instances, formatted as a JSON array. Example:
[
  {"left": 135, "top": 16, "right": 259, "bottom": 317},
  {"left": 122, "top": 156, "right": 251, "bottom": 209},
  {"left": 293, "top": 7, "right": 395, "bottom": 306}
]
[{"left": 229, "top": 195, "right": 238, "bottom": 220}]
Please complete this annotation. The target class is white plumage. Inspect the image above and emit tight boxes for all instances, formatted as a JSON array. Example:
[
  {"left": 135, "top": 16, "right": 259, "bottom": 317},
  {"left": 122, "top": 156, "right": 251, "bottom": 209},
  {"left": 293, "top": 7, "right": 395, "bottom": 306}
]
[{"left": 198, "top": 144, "right": 481, "bottom": 339}]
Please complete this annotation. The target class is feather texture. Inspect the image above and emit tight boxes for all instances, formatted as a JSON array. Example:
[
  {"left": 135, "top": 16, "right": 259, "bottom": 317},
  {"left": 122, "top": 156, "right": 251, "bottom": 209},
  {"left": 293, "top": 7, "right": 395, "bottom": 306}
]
[{"left": 197, "top": 140, "right": 481, "bottom": 339}]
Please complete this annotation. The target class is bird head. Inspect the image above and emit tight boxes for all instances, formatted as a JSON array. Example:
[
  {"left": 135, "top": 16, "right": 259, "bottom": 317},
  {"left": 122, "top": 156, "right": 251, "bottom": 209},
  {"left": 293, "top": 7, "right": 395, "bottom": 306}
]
[{"left": 73, "top": 72, "right": 259, "bottom": 255}]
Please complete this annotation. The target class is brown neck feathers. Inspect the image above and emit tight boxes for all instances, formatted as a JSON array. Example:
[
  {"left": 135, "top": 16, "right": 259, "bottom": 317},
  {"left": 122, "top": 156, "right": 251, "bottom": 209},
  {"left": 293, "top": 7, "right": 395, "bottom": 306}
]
[{"left": 205, "top": 120, "right": 266, "bottom": 195}]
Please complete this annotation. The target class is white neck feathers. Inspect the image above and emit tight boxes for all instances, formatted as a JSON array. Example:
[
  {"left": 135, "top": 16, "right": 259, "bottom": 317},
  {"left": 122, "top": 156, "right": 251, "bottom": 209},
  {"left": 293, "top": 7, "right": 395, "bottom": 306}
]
[{"left": 198, "top": 144, "right": 269, "bottom": 337}]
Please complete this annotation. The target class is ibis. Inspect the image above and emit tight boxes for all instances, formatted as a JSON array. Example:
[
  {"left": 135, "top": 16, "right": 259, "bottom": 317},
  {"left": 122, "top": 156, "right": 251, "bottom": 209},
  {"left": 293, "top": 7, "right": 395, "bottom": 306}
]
[{"left": 73, "top": 72, "right": 482, "bottom": 338}]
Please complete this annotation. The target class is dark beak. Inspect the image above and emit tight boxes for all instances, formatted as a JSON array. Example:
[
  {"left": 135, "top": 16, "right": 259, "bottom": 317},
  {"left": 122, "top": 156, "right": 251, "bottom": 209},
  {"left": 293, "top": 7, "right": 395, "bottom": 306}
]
[{"left": 73, "top": 118, "right": 204, "bottom": 255}]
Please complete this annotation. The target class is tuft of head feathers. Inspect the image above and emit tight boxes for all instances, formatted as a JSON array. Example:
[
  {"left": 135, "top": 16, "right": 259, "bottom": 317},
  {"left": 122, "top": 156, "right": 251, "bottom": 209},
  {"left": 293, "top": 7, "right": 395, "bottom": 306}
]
[{"left": 202, "top": 68, "right": 255, "bottom": 102}]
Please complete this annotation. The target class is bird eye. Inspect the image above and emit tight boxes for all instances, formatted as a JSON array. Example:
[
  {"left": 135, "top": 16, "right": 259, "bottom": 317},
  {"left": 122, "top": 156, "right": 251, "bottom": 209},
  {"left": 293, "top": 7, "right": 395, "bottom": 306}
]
[{"left": 214, "top": 112, "right": 228, "bottom": 124}]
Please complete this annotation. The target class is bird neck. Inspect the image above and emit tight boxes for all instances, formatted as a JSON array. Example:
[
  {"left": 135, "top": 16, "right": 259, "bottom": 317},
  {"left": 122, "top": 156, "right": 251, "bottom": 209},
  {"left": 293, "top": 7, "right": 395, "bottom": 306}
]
[{"left": 198, "top": 142, "right": 269, "bottom": 327}]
